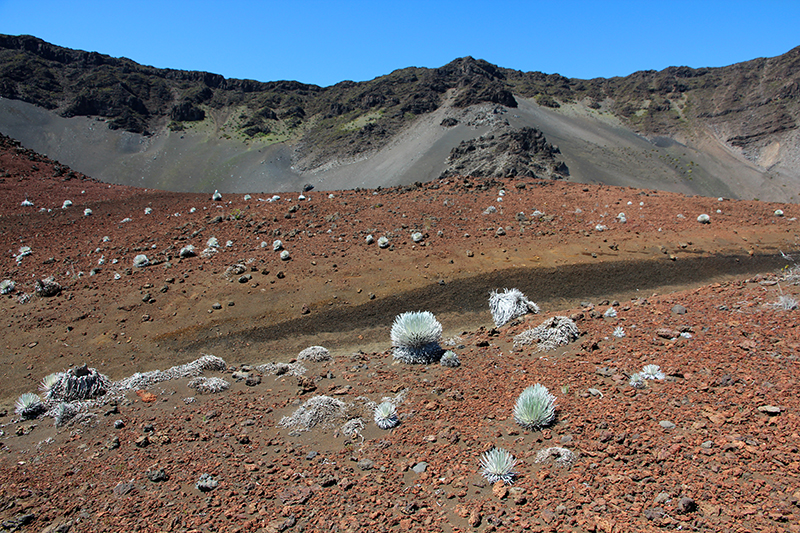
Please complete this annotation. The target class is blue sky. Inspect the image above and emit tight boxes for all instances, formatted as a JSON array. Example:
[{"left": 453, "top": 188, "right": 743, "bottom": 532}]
[{"left": 1, "top": 0, "right": 798, "bottom": 87}]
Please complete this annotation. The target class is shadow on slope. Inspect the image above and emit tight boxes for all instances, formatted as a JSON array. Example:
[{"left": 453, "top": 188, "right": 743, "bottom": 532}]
[{"left": 170, "top": 252, "right": 788, "bottom": 355}]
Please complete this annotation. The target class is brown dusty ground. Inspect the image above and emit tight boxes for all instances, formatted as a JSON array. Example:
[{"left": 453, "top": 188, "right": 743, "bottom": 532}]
[{"left": 1, "top": 135, "right": 800, "bottom": 532}]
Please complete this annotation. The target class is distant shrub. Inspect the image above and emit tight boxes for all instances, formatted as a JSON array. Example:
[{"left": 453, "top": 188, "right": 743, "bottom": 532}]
[{"left": 391, "top": 311, "right": 443, "bottom": 364}]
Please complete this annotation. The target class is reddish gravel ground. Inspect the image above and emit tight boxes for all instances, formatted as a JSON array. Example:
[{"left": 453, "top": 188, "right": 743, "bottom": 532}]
[{"left": 1, "top": 133, "right": 800, "bottom": 532}]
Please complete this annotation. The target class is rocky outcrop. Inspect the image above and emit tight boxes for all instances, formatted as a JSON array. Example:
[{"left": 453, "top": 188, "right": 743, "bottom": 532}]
[{"left": 440, "top": 126, "right": 568, "bottom": 180}]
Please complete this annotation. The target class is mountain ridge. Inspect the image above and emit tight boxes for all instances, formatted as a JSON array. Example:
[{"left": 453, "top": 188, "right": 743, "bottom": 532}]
[{"left": 0, "top": 34, "right": 798, "bottom": 201}]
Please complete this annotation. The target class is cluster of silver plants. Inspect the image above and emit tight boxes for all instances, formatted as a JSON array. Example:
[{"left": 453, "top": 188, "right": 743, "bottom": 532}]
[
  {"left": 391, "top": 311, "right": 443, "bottom": 364},
  {"left": 534, "top": 446, "right": 577, "bottom": 467},
  {"left": 15, "top": 392, "right": 44, "bottom": 419},
  {"left": 479, "top": 447, "right": 517, "bottom": 485},
  {"left": 45, "top": 365, "right": 110, "bottom": 402},
  {"left": 513, "top": 316, "right": 579, "bottom": 351},
  {"left": 114, "top": 354, "right": 226, "bottom": 391},
  {"left": 513, "top": 383, "right": 556, "bottom": 430},
  {"left": 133, "top": 254, "right": 149, "bottom": 267},
  {"left": 641, "top": 364, "right": 665, "bottom": 380},
  {"left": 297, "top": 346, "right": 331, "bottom": 362},
  {"left": 256, "top": 361, "right": 307, "bottom": 377},
  {"left": 187, "top": 376, "right": 230, "bottom": 394},
  {"left": 439, "top": 350, "right": 460, "bottom": 367},
  {"left": 279, "top": 395, "right": 351, "bottom": 432},
  {"left": 488, "top": 288, "right": 540, "bottom": 328},
  {"left": 603, "top": 307, "right": 617, "bottom": 318},
  {"left": 373, "top": 401, "right": 399, "bottom": 429},
  {"left": 53, "top": 402, "right": 81, "bottom": 427}
]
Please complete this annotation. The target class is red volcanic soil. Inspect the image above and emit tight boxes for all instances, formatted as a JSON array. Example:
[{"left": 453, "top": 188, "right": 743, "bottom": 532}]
[{"left": 1, "top": 133, "right": 800, "bottom": 532}]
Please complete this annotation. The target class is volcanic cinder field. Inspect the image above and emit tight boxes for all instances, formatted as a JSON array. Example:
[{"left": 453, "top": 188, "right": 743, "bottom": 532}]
[{"left": 2, "top": 133, "right": 800, "bottom": 532}]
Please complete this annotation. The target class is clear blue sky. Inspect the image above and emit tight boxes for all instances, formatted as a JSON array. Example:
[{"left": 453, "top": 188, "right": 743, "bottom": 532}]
[{"left": 1, "top": 0, "right": 798, "bottom": 87}]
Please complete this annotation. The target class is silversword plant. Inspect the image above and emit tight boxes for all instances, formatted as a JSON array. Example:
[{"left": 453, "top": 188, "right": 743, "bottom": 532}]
[
  {"left": 641, "top": 364, "right": 665, "bottom": 380},
  {"left": 391, "top": 311, "right": 443, "bottom": 364},
  {"left": 513, "top": 383, "right": 556, "bottom": 430},
  {"left": 373, "top": 401, "right": 399, "bottom": 429},
  {"left": 15, "top": 393, "right": 44, "bottom": 419},
  {"left": 479, "top": 447, "right": 517, "bottom": 485}
]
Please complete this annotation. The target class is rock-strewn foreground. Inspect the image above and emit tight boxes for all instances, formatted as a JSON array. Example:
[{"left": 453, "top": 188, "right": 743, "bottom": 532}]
[{"left": 1, "top": 135, "right": 800, "bottom": 532}]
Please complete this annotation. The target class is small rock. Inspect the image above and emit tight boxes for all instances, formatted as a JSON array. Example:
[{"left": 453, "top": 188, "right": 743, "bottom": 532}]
[
  {"left": 196, "top": 473, "right": 219, "bottom": 492},
  {"left": 677, "top": 496, "right": 697, "bottom": 513},
  {"left": 114, "top": 419, "right": 125, "bottom": 429},
  {"left": 146, "top": 469, "right": 168, "bottom": 482},
  {"left": 758, "top": 405, "right": 781, "bottom": 416},
  {"left": 357, "top": 459, "right": 374, "bottom": 471},
  {"left": 212, "top": 302, "right": 222, "bottom": 310},
  {"left": 412, "top": 462, "right": 428, "bottom": 474},
  {"left": 245, "top": 375, "right": 262, "bottom": 387},
  {"left": 134, "top": 435, "right": 149, "bottom": 447},
  {"left": 468, "top": 509, "right": 482, "bottom": 527},
  {"left": 107, "top": 436, "right": 120, "bottom": 450},
  {"left": 671, "top": 304, "right": 687, "bottom": 315},
  {"left": 654, "top": 492, "right": 671, "bottom": 505},
  {"left": 509, "top": 487, "right": 527, "bottom": 505},
  {"left": 492, "top": 481, "right": 508, "bottom": 499},
  {"left": 659, "top": 420, "right": 676, "bottom": 429},
  {"left": 113, "top": 482, "right": 137, "bottom": 497}
]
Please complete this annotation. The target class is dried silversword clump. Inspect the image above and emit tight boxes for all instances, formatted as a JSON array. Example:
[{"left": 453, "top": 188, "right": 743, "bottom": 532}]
[
  {"left": 534, "top": 446, "right": 577, "bottom": 467},
  {"left": 489, "top": 288, "right": 539, "bottom": 328}
]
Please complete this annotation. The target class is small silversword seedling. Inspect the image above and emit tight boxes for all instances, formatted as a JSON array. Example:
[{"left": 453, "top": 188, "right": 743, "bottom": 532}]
[
  {"left": 373, "top": 401, "right": 399, "bottom": 429},
  {"left": 642, "top": 364, "right": 665, "bottom": 380},
  {"left": 439, "top": 350, "right": 460, "bottom": 367},
  {"left": 479, "top": 447, "right": 517, "bottom": 485},
  {"left": 629, "top": 373, "right": 646, "bottom": 389},
  {"left": 513, "top": 383, "right": 556, "bottom": 430},
  {"left": 613, "top": 326, "right": 625, "bottom": 338}
]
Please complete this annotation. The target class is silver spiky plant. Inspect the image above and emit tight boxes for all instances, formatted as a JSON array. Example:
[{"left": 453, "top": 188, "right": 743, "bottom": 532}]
[
  {"left": 373, "top": 401, "right": 399, "bottom": 429},
  {"left": 629, "top": 373, "right": 646, "bottom": 389},
  {"left": 391, "top": 311, "right": 443, "bottom": 364},
  {"left": 15, "top": 393, "right": 44, "bottom": 419},
  {"left": 439, "top": 350, "right": 461, "bottom": 367},
  {"left": 613, "top": 326, "right": 626, "bottom": 338},
  {"left": 489, "top": 288, "right": 540, "bottom": 328},
  {"left": 641, "top": 364, "right": 665, "bottom": 380},
  {"left": 513, "top": 383, "right": 556, "bottom": 430},
  {"left": 39, "top": 372, "right": 63, "bottom": 394},
  {"left": 479, "top": 447, "right": 517, "bottom": 485}
]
